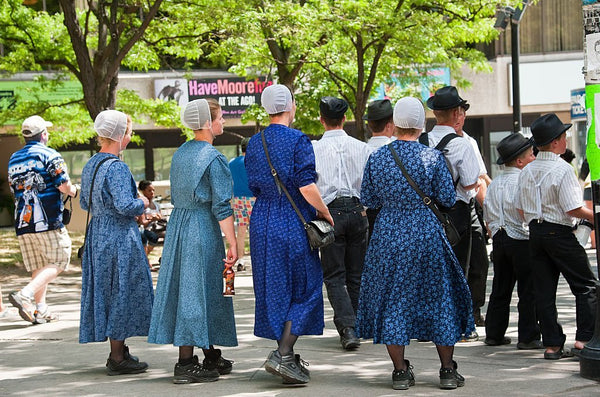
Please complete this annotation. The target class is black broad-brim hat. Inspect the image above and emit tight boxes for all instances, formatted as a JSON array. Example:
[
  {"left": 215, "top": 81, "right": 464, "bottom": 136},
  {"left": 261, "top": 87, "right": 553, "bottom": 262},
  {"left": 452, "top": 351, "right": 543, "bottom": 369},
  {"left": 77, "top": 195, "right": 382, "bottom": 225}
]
[
  {"left": 530, "top": 113, "right": 572, "bottom": 147},
  {"left": 363, "top": 99, "right": 393, "bottom": 121},
  {"left": 320, "top": 96, "right": 348, "bottom": 119},
  {"left": 496, "top": 133, "right": 534, "bottom": 165},
  {"left": 427, "top": 86, "right": 469, "bottom": 111}
]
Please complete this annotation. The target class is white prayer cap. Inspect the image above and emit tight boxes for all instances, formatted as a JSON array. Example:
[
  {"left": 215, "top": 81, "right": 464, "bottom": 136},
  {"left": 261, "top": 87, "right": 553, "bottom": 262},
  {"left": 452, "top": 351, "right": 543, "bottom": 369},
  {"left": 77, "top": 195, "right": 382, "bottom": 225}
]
[
  {"left": 181, "top": 99, "right": 211, "bottom": 130},
  {"left": 261, "top": 84, "right": 293, "bottom": 115},
  {"left": 22, "top": 115, "right": 52, "bottom": 137},
  {"left": 393, "top": 97, "right": 425, "bottom": 130},
  {"left": 94, "top": 110, "right": 128, "bottom": 141}
]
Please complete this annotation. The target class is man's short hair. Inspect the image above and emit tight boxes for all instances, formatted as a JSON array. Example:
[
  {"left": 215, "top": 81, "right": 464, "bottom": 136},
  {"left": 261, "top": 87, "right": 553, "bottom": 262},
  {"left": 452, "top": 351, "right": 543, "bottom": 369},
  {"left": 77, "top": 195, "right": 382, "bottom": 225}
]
[
  {"left": 321, "top": 115, "right": 344, "bottom": 128},
  {"left": 367, "top": 116, "right": 393, "bottom": 134},
  {"left": 138, "top": 180, "right": 152, "bottom": 191}
]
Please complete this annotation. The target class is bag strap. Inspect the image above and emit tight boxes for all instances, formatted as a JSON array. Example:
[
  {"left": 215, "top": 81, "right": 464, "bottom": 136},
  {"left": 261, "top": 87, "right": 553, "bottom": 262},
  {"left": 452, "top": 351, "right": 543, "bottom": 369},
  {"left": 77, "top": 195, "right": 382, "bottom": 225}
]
[
  {"left": 82, "top": 156, "right": 118, "bottom": 249},
  {"left": 387, "top": 143, "right": 448, "bottom": 225},
  {"left": 434, "top": 133, "right": 460, "bottom": 151},
  {"left": 418, "top": 133, "right": 429, "bottom": 146},
  {"left": 260, "top": 131, "right": 309, "bottom": 228}
]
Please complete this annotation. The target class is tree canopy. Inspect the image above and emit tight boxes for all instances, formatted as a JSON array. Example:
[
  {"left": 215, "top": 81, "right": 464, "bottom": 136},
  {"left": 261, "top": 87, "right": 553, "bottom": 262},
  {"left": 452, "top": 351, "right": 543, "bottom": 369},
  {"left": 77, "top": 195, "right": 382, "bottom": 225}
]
[{"left": 0, "top": 0, "right": 500, "bottom": 143}]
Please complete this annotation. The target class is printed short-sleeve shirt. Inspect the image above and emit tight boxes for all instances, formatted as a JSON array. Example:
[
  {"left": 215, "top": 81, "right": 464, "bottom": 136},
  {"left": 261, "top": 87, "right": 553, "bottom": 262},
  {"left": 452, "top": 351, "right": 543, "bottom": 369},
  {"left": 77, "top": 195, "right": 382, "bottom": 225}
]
[{"left": 8, "top": 141, "right": 70, "bottom": 235}]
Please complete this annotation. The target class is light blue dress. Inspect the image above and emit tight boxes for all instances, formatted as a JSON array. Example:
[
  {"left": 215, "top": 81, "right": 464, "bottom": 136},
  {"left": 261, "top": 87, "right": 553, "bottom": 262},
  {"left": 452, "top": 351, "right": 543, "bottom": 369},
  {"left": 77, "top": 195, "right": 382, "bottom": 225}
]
[
  {"left": 79, "top": 153, "right": 154, "bottom": 343},
  {"left": 148, "top": 140, "right": 237, "bottom": 348}
]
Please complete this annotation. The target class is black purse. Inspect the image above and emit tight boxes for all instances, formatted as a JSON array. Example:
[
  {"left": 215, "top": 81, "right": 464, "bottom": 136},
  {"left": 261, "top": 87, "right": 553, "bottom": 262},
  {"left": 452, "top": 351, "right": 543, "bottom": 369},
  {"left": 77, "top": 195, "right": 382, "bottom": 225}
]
[
  {"left": 260, "top": 131, "right": 334, "bottom": 250},
  {"left": 62, "top": 195, "right": 72, "bottom": 225},
  {"left": 388, "top": 143, "right": 461, "bottom": 247}
]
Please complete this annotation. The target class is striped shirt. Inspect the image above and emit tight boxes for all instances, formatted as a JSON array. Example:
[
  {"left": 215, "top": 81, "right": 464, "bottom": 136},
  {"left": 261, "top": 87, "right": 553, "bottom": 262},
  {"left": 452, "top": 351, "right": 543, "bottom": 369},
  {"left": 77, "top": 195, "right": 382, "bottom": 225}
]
[
  {"left": 312, "top": 129, "right": 372, "bottom": 205},
  {"left": 516, "top": 151, "right": 583, "bottom": 227},
  {"left": 367, "top": 136, "right": 392, "bottom": 149},
  {"left": 484, "top": 167, "right": 528, "bottom": 240},
  {"left": 463, "top": 131, "right": 488, "bottom": 176},
  {"left": 427, "top": 125, "right": 480, "bottom": 203}
]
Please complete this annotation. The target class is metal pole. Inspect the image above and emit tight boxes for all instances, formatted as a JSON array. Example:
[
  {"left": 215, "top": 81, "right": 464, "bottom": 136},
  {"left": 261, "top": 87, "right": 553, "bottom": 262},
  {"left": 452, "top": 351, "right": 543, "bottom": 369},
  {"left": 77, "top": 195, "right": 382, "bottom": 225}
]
[{"left": 511, "top": 20, "right": 522, "bottom": 134}]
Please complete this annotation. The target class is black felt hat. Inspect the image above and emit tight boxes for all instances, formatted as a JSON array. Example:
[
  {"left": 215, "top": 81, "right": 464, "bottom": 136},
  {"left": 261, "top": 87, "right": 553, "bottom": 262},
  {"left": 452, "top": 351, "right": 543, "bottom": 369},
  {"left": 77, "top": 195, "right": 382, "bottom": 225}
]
[
  {"left": 530, "top": 113, "right": 572, "bottom": 147},
  {"left": 427, "top": 86, "right": 469, "bottom": 111},
  {"left": 320, "top": 96, "right": 348, "bottom": 119},
  {"left": 496, "top": 133, "right": 534, "bottom": 165},
  {"left": 363, "top": 99, "right": 393, "bottom": 121}
]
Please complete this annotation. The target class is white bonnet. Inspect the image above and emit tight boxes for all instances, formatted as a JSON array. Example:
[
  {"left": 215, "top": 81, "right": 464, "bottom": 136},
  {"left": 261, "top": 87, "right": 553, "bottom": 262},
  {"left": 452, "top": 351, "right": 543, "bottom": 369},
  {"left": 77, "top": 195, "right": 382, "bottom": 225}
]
[
  {"left": 393, "top": 97, "right": 426, "bottom": 130},
  {"left": 181, "top": 99, "right": 212, "bottom": 130},
  {"left": 94, "top": 110, "right": 128, "bottom": 141},
  {"left": 261, "top": 84, "right": 293, "bottom": 115}
]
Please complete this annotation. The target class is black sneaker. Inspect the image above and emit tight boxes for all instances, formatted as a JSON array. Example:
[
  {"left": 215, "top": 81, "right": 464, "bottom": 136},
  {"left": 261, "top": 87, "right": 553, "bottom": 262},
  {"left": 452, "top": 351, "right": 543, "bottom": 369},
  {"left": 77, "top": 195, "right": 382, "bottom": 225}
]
[
  {"left": 282, "top": 354, "right": 310, "bottom": 384},
  {"left": 439, "top": 360, "right": 465, "bottom": 389},
  {"left": 264, "top": 350, "right": 309, "bottom": 384},
  {"left": 203, "top": 349, "right": 234, "bottom": 375},
  {"left": 173, "top": 356, "right": 219, "bottom": 384},
  {"left": 106, "top": 356, "right": 148, "bottom": 376},
  {"left": 392, "top": 360, "right": 415, "bottom": 390}
]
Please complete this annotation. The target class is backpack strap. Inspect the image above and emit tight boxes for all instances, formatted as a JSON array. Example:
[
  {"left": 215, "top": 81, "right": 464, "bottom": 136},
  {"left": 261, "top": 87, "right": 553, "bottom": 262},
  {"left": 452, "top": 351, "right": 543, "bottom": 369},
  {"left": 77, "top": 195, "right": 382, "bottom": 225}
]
[{"left": 435, "top": 133, "right": 460, "bottom": 151}]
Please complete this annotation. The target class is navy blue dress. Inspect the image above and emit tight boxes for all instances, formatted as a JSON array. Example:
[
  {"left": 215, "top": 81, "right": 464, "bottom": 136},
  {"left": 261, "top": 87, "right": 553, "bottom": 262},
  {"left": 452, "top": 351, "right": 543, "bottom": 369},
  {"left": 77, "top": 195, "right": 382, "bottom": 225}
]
[
  {"left": 79, "top": 153, "right": 154, "bottom": 343},
  {"left": 356, "top": 140, "right": 474, "bottom": 346},
  {"left": 245, "top": 124, "right": 324, "bottom": 340}
]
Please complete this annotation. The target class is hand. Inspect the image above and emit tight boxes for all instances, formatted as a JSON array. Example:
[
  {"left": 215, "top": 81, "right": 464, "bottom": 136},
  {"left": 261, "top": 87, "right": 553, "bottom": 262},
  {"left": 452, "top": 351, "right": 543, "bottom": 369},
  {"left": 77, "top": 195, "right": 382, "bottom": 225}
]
[
  {"left": 223, "top": 245, "right": 238, "bottom": 266},
  {"left": 140, "top": 196, "right": 150, "bottom": 209},
  {"left": 317, "top": 209, "right": 334, "bottom": 226}
]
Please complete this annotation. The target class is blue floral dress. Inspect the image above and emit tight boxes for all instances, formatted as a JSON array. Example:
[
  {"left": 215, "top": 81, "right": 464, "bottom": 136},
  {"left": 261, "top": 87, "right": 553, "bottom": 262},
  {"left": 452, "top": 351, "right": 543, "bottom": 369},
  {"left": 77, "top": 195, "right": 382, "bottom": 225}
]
[
  {"left": 148, "top": 140, "right": 237, "bottom": 348},
  {"left": 79, "top": 153, "right": 154, "bottom": 343},
  {"left": 355, "top": 140, "right": 474, "bottom": 346},
  {"left": 245, "top": 124, "right": 324, "bottom": 340}
]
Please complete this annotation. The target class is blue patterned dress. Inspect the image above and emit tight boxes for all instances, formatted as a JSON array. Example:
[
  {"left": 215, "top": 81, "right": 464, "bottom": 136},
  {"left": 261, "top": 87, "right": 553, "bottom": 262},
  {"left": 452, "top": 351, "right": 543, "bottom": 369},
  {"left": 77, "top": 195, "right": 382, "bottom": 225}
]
[
  {"left": 79, "top": 153, "right": 154, "bottom": 343},
  {"left": 356, "top": 140, "right": 474, "bottom": 346},
  {"left": 245, "top": 124, "right": 324, "bottom": 340},
  {"left": 148, "top": 140, "right": 237, "bottom": 348}
]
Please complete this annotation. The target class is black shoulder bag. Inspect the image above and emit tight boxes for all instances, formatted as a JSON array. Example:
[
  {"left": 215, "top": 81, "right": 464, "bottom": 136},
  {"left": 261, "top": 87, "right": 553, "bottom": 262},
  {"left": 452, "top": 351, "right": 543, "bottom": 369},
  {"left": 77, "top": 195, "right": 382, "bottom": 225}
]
[
  {"left": 388, "top": 143, "right": 460, "bottom": 246},
  {"left": 260, "top": 131, "right": 334, "bottom": 250},
  {"left": 77, "top": 157, "right": 117, "bottom": 258}
]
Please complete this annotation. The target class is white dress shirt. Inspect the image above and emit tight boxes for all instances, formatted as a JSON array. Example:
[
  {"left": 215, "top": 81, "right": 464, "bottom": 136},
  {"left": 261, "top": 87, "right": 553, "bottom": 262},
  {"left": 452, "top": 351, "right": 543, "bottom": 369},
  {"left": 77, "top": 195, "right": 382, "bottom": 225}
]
[
  {"left": 312, "top": 129, "right": 371, "bottom": 205},
  {"left": 484, "top": 167, "right": 528, "bottom": 240},
  {"left": 367, "top": 135, "right": 392, "bottom": 149},
  {"left": 517, "top": 151, "right": 583, "bottom": 227},
  {"left": 463, "top": 131, "right": 488, "bottom": 176},
  {"left": 427, "top": 125, "right": 480, "bottom": 203}
]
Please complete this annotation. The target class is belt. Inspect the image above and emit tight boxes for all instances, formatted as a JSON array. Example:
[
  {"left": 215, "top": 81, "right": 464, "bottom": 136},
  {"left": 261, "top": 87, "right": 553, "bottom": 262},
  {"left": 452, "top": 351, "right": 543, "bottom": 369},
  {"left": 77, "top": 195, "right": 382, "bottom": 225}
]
[{"left": 328, "top": 196, "right": 361, "bottom": 206}]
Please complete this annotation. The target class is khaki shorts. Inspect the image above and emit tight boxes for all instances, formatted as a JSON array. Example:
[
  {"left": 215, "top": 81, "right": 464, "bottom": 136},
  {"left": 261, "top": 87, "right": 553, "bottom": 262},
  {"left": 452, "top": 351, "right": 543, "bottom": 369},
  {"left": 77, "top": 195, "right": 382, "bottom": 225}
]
[{"left": 18, "top": 228, "right": 72, "bottom": 272}]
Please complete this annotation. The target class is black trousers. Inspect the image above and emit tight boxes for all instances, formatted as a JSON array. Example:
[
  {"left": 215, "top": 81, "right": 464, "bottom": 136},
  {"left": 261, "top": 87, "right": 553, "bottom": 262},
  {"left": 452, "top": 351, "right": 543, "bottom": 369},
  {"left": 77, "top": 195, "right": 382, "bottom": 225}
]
[
  {"left": 443, "top": 200, "right": 489, "bottom": 311},
  {"left": 320, "top": 197, "right": 368, "bottom": 333},
  {"left": 485, "top": 230, "right": 540, "bottom": 343},
  {"left": 529, "top": 221, "right": 598, "bottom": 345}
]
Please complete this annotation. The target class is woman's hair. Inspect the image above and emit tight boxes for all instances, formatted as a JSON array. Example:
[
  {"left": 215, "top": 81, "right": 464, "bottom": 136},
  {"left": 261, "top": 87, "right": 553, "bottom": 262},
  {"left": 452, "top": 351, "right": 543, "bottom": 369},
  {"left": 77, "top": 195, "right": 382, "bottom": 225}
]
[
  {"left": 394, "top": 126, "right": 422, "bottom": 138},
  {"left": 138, "top": 180, "right": 152, "bottom": 191},
  {"left": 206, "top": 98, "right": 220, "bottom": 123}
]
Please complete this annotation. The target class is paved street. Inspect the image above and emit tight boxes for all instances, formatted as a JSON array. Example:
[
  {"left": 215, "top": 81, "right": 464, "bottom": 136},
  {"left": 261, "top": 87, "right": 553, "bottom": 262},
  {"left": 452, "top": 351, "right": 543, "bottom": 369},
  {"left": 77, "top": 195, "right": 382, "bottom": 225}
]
[{"left": 1, "top": 251, "right": 599, "bottom": 396}]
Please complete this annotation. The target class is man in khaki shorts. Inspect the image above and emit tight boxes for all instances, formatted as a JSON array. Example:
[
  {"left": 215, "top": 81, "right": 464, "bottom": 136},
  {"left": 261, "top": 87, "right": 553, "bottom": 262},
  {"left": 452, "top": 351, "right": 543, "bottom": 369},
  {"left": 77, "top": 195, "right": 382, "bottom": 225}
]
[{"left": 7, "top": 115, "right": 78, "bottom": 324}]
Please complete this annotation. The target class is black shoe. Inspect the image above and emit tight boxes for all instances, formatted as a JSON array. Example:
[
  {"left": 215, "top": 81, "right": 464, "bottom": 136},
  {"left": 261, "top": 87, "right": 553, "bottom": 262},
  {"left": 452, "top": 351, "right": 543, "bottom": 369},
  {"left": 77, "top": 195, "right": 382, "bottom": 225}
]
[
  {"left": 173, "top": 356, "right": 219, "bottom": 384},
  {"left": 203, "top": 349, "right": 233, "bottom": 375},
  {"left": 392, "top": 360, "right": 415, "bottom": 390},
  {"left": 543, "top": 347, "right": 574, "bottom": 360},
  {"left": 264, "top": 350, "right": 310, "bottom": 384},
  {"left": 340, "top": 327, "right": 360, "bottom": 350},
  {"left": 517, "top": 340, "right": 543, "bottom": 350},
  {"left": 106, "top": 356, "right": 148, "bottom": 376},
  {"left": 484, "top": 336, "right": 511, "bottom": 346},
  {"left": 439, "top": 360, "right": 465, "bottom": 390}
]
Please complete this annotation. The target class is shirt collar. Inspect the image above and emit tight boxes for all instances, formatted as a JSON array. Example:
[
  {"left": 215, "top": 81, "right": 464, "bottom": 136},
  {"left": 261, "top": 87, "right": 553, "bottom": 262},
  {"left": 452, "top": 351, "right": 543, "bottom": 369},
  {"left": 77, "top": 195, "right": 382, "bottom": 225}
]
[
  {"left": 503, "top": 166, "right": 521, "bottom": 175},
  {"left": 536, "top": 151, "right": 560, "bottom": 161},
  {"left": 322, "top": 129, "right": 348, "bottom": 138}
]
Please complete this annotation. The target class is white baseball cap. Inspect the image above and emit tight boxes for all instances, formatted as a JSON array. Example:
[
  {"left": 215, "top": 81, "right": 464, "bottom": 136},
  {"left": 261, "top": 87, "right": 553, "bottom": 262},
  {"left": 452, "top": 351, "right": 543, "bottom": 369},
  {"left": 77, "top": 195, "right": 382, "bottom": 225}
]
[{"left": 22, "top": 115, "right": 52, "bottom": 137}]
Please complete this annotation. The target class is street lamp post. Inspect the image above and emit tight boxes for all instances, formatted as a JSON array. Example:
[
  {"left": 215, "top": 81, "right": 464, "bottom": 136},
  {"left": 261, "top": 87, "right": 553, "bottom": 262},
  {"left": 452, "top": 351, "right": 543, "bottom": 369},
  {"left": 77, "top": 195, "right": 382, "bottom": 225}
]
[{"left": 495, "top": 1, "right": 528, "bottom": 134}]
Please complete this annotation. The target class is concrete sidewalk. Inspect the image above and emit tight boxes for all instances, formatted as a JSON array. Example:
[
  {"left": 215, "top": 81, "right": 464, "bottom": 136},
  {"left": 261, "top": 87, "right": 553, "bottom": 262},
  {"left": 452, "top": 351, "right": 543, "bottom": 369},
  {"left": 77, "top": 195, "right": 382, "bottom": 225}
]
[{"left": 0, "top": 254, "right": 599, "bottom": 396}]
